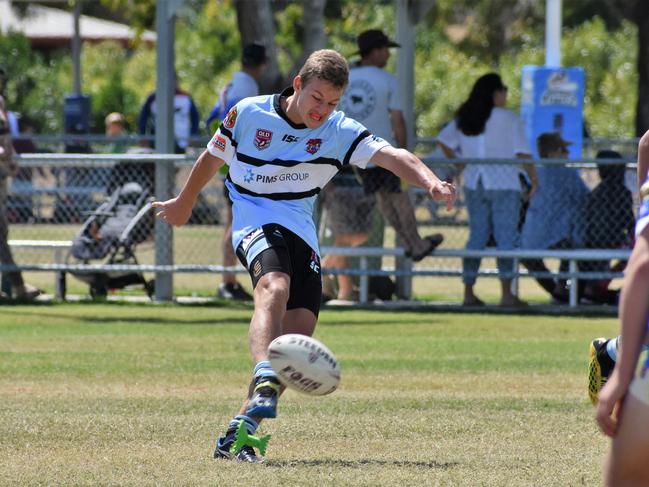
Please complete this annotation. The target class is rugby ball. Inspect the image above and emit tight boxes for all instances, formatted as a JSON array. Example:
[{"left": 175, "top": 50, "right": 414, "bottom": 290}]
[{"left": 268, "top": 334, "right": 341, "bottom": 396}]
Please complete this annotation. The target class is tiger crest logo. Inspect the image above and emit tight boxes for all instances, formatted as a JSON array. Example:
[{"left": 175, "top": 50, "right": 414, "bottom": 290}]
[
  {"left": 305, "top": 138, "right": 322, "bottom": 155},
  {"left": 223, "top": 106, "right": 237, "bottom": 129}
]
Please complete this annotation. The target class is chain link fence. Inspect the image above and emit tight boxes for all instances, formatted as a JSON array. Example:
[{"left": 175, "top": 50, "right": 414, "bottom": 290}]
[{"left": 5, "top": 135, "right": 640, "bottom": 303}]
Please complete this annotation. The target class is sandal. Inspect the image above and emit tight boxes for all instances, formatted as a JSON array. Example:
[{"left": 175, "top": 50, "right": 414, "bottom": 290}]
[
  {"left": 407, "top": 234, "right": 444, "bottom": 262},
  {"left": 15, "top": 283, "right": 43, "bottom": 301},
  {"left": 462, "top": 297, "right": 485, "bottom": 307}
]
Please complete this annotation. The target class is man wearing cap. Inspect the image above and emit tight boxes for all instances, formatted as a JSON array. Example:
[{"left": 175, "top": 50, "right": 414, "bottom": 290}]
[
  {"left": 520, "top": 131, "right": 589, "bottom": 302},
  {"left": 337, "top": 29, "right": 443, "bottom": 264},
  {"left": 206, "top": 43, "right": 268, "bottom": 301}
]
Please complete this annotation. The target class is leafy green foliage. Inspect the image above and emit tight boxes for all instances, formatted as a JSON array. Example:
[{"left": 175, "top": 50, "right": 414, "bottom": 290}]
[
  {"left": 0, "top": 1, "right": 640, "bottom": 138},
  {"left": 82, "top": 42, "right": 141, "bottom": 131},
  {"left": 563, "top": 18, "right": 637, "bottom": 138},
  {"left": 414, "top": 15, "right": 637, "bottom": 139},
  {"left": 174, "top": 0, "right": 240, "bottom": 121},
  {"left": 0, "top": 32, "right": 69, "bottom": 132},
  {"left": 100, "top": 0, "right": 156, "bottom": 31}
]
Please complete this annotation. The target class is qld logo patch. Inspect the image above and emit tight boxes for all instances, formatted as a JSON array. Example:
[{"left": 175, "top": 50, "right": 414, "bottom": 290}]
[
  {"left": 254, "top": 128, "right": 273, "bottom": 150},
  {"left": 306, "top": 138, "right": 322, "bottom": 155},
  {"left": 223, "top": 106, "right": 237, "bottom": 129}
]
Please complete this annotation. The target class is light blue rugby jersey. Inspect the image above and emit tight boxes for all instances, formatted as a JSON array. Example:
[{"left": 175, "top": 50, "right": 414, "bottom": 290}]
[{"left": 206, "top": 87, "right": 390, "bottom": 258}]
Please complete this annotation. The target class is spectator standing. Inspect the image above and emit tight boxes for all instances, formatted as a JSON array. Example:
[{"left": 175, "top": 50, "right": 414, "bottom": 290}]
[
  {"left": 438, "top": 72, "right": 538, "bottom": 307},
  {"left": 520, "top": 132, "right": 589, "bottom": 302},
  {"left": 138, "top": 73, "right": 200, "bottom": 154},
  {"left": 0, "top": 68, "right": 41, "bottom": 300},
  {"left": 338, "top": 29, "right": 444, "bottom": 263},
  {"left": 205, "top": 43, "right": 267, "bottom": 132},
  {"left": 207, "top": 44, "right": 268, "bottom": 301},
  {"left": 320, "top": 166, "right": 376, "bottom": 301},
  {"left": 9, "top": 114, "right": 41, "bottom": 223}
]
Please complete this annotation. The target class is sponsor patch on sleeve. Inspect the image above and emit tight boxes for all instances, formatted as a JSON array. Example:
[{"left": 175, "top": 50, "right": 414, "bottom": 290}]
[{"left": 209, "top": 134, "right": 227, "bottom": 152}]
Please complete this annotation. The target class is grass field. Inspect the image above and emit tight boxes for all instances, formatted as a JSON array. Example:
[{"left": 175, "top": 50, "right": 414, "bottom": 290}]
[{"left": 1, "top": 303, "right": 617, "bottom": 486}]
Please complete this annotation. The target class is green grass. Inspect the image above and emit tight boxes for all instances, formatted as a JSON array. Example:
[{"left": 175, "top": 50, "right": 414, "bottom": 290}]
[{"left": 0, "top": 304, "right": 618, "bottom": 485}]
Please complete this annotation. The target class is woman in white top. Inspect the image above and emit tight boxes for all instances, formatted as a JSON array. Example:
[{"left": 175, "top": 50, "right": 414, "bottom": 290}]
[{"left": 437, "top": 73, "right": 537, "bottom": 307}]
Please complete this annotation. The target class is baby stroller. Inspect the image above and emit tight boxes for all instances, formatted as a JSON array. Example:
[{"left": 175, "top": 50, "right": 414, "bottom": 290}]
[{"left": 68, "top": 182, "right": 155, "bottom": 298}]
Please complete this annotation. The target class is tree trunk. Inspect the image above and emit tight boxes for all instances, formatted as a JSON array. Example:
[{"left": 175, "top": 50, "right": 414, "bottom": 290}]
[
  {"left": 635, "top": 0, "right": 649, "bottom": 136},
  {"left": 234, "top": 0, "right": 283, "bottom": 93},
  {"left": 290, "top": 0, "right": 327, "bottom": 78}
]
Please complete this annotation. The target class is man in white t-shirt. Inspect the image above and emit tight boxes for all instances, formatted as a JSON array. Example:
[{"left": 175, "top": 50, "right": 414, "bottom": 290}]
[
  {"left": 337, "top": 29, "right": 444, "bottom": 264},
  {"left": 138, "top": 73, "right": 200, "bottom": 154},
  {"left": 152, "top": 50, "right": 456, "bottom": 462},
  {"left": 206, "top": 44, "right": 268, "bottom": 301},
  {"left": 205, "top": 44, "right": 267, "bottom": 131}
]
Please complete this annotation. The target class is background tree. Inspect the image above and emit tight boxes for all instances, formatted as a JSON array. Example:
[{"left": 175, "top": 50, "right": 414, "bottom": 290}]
[
  {"left": 608, "top": 0, "right": 649, "bottom": 136},
  {"left": 0, "top": 0, "right": 642, "bottom": 142},
  {"left": 234, "top": 0, "right": 282, "bottom": 92}
]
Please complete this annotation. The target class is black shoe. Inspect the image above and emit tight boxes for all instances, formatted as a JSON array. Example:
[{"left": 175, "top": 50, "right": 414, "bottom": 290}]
[
  {"left": 246, "top": 376, "right": 281, "bottom": 418},
  {"left": 588, "top": 338, "right": 616, "bottom": 405},
  {"left": 214, "top": 432, "right": 263, "bottom": 463},
  {"left": 218, "top": 282, "right": 253, "bottom": 301}
]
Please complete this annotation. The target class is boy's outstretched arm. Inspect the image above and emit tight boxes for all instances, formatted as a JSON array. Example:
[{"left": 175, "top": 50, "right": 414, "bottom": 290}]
[
  {"left": 152, "top": 150, "right": 225, "bottom": 226},
  {"left": 370, "top": 145, "right": 456, "bottom": 210}
]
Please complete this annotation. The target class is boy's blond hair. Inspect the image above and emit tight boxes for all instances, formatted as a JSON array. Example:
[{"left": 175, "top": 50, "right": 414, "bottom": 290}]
[{"left": 298, "top": 49, "right": 349, "bottom": 89}]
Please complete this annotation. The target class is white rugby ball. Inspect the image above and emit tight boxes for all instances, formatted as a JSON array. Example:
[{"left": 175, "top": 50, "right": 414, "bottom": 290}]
[{"left": 268, "top": 334, "right": 341, "bottom": 396}]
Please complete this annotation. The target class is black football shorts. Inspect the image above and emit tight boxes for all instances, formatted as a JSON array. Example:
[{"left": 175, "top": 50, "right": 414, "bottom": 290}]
[{"left": 236, "top": 223, "right": 322, "bottom": 317}]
